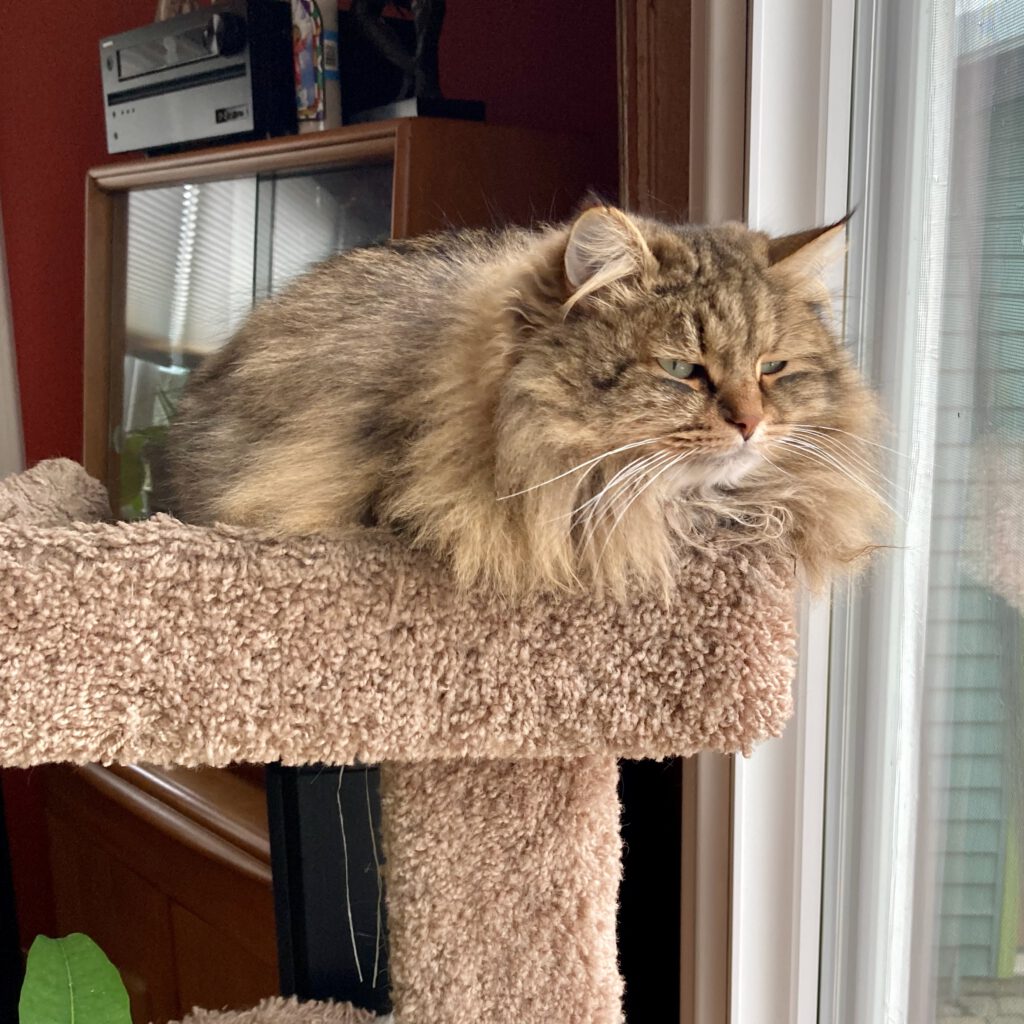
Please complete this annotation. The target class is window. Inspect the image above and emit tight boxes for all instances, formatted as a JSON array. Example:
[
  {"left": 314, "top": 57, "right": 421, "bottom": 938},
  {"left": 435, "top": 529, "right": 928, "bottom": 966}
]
[
  {"left": 821, "top": 1, "right": 1024, "bottom": 1021},
  {"left": 720, "top": 2, "right": 1024, "bottom": 1021}
]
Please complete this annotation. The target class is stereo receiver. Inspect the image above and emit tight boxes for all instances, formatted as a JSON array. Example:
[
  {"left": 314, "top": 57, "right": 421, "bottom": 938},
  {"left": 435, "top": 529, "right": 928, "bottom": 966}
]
[{"left": 100, "top": 0, "right": 296, "bottom": 155}]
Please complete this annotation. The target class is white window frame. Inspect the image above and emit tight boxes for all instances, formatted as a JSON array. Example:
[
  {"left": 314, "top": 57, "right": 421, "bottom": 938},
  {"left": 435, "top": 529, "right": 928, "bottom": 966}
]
[
  {"left": 685, "top": 1, "right": 859, "bottom": 1020},
  {"left": 0, "top": 200, "right": 25, "bottom": 477},
  {"left": 710, "top": 1, "right": 964, "bottom": 1021},
  {"left": 818, "top": 0, "right": 958, "bottom": 1020},
  {"left": 730, "top": 2, "right": 857, "bottom": 1022}
]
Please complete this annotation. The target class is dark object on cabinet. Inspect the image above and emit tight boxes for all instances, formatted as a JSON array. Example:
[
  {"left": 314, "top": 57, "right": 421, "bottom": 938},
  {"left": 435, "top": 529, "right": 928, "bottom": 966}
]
[
  {"left": 350, "top": 0, "right": 445, "bottom": 103},
  {"left": 337, "top": 10, "right": 416, "bottom": 122},
  {"left": 339, "top": 8, "right": 484, "bottom": 124}
]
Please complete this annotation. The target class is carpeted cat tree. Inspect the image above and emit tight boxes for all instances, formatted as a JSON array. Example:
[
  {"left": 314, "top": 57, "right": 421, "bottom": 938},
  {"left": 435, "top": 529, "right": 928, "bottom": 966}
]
[{"left": 0, "top": 459, "right": 797, "bottom": 1024}]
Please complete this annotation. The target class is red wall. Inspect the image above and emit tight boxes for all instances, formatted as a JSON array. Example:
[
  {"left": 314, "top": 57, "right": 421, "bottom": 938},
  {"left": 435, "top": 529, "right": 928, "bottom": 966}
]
[
  {"left": 0, "top": 1, "right": 144, "bottom": 467},
  {"left": 0, "top": 0, "right": 616, "bottom": 954},
  {"left": 0, "top": 0, "right": 146, "bottom": 950}
]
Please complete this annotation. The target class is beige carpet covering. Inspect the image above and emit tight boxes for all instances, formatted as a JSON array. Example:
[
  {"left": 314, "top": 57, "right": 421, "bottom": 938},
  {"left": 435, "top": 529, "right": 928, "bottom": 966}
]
[
  {"left": 0, "top": 461, "right": 795, "bottom": 767},
  {"left": 381, "top": 757, "right": 622, "bottom": 1024},
  {"left": 174, "top": 996, "right": 382, "bottom": 1023},
  {"left": 0, "top": 460, "right": 798, "bottom": 1024}
]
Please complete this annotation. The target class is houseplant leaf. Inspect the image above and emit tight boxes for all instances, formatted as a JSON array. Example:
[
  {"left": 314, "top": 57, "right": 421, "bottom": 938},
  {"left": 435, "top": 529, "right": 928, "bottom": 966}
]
[{"left": 19, "top": 933, "right": 132, "bottom": 1024}]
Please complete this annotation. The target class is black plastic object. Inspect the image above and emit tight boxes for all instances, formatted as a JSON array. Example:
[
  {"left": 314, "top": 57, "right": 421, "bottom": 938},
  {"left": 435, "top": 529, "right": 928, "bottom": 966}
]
[
  {"left": 0, "top": 785, "right": 23, "bottom": 1019},
  {"left": 266, "top": 763, "right": 391, "bottom": 1014},
  {"left": 618, "top": 758, "right": 683, "bottom": 1022}
]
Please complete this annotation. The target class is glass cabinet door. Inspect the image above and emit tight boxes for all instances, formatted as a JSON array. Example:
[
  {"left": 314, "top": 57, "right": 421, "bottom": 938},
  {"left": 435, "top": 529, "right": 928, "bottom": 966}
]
[
  {"left": 253, "top": 165, "right": 393, "bottom": 298},
  {"left": 118, "top": 161, "right": 393, "bottom": 519}
]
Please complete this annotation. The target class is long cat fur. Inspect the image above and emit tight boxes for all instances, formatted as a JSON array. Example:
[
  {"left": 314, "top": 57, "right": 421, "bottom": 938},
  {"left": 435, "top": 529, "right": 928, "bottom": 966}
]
[{"left": 163, "top": 205, "right": 885, "bottom": 597}]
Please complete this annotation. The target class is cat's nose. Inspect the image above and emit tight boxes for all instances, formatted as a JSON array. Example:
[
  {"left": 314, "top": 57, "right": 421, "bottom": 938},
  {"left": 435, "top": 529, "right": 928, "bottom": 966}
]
[{"left": 728, "top": 412, "right": 763, "bottom": 441}]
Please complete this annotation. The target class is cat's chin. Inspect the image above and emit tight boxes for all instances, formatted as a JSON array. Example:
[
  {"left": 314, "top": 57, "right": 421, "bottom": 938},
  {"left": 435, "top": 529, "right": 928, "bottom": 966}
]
[{"left": 669, "top": 445, "right": 764, "bottom": 492}]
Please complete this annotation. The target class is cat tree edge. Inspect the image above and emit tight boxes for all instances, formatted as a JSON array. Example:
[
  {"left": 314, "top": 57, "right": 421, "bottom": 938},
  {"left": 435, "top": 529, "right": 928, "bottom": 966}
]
[{"left": 0, "top": 460, "right": 796, "bottom": 768}]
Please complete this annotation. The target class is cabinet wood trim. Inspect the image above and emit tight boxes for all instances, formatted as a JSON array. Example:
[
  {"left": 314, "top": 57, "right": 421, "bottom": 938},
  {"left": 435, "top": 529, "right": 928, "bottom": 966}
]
[
  {"left": 89, "top": 123, "right": 400, "bottom": 193},
  {"left": 72, "top": 765, "right": 272, "bottom": 886},
  {"left": 617, "top": 0, "right": 692, "bottom": 217},
  {"left": 106, "top": 766, "right": 270, "bottom": 865},
  {"left": 82, "top": 178, "right": 121, "bottom": 492}
]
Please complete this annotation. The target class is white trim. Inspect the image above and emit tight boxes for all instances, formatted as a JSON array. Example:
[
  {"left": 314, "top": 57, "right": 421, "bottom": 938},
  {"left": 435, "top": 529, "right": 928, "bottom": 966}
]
[
  {"left": 732, "top": 597, "right": 833, "bottom": 1024},
  {"left": 684, "top": 3, "right": 749, "bottom": 1020},
  {"left": 0, "top": 200, "right": 25, "bottom": 477},
  {"left": 730, "top": 1, "right": 856, "bottom": 1021},
  {"left": 689, "top": 0, "right": 748, "bottom": 223}
]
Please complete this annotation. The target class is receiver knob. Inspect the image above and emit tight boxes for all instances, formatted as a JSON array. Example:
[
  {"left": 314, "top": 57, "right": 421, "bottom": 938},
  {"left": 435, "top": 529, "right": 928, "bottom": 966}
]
[{"left": 204, "top": 13, "right": 247, "bottom": 57}]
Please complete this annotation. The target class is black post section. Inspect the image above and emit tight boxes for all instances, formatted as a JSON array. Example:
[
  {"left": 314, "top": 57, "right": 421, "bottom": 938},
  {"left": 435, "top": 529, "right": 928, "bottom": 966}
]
[
  {"left": 0, "top": 784, "right": 23, "bottom": 1018},
  {"left": 618, "top": 757, "right": 683, "bottom": 1023},
  {"left": 266, "top": 764, "right": 391, "bottom": 1014}
]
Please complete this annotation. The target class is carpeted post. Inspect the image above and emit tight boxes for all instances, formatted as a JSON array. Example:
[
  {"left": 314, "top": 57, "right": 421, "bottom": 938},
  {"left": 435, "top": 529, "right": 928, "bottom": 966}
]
[{"left": 380, "top": 757, "right": 623, "bottom": 1024}]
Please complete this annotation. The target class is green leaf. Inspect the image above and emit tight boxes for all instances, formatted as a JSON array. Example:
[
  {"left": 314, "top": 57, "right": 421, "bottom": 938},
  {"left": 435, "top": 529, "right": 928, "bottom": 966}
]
[
  {"left": 119, "top": 433, "right": 148, "bottom": 507},
  {"left": 19, "top": 934, "right": 132, "bottom": 1024}
]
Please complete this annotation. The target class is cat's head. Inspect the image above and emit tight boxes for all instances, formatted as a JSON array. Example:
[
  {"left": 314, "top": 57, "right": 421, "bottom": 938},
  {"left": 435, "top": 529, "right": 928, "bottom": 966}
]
[{"left": 496, "top": 205, "right": 887, "bottom": 590}]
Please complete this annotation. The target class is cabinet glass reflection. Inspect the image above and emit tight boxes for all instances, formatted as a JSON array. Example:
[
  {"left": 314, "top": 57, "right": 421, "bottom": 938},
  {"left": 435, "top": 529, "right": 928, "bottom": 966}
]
[{"left": 118, "top": 163, "right": 393, "bottom": 518}]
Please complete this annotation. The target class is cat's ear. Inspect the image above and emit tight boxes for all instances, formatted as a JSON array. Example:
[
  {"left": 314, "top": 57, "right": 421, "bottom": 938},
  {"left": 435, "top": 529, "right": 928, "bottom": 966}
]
[
  {"left": 768, "top": 216, "right": 850, "bottom": 306},
  {"left": 563, "top": 207, "right": 657, "bottom": 308},
  {"left": 768, "top": 218, "right": 849, "bottom": 276}
]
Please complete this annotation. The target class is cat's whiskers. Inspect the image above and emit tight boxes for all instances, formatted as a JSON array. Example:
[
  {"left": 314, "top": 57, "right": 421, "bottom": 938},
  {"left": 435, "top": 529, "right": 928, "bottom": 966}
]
[
  {"left": 575, "top": 451, "right": 674, "bottom": 550},
  {"left": 591, "top": 451, "right": 698, "bottom": 568},
  {"left": 786, "top": 426, "right": 908, "bottom": 495},
  {"left": 497, "top": 435, "right": 670, "bottom": 501},
  {"left": 772, "top": 435, "right": 881, "bottom": 496},
  {"left": 754, "top": 448, "right": 796, "bottom": 480},
  {"left": 600, "top": 448, "right": 705, "bottom": 525},
  {"left": 774, "top": 435, "right": 895, "bottom": 505},
  {"left": 552, "top": 449, "right": 670, "bottom": 526},
  {"left": 581, "top": 450, "right": 678, "bottom": 543},
  {"left": 771, "top": 436, "right": 905, "bottom": 523},
  {"left": 588, "top": 443, "right": 759, "bottom": 554},
  {"left": 787, "top": 423, "right": 911, "bottom": 460}
]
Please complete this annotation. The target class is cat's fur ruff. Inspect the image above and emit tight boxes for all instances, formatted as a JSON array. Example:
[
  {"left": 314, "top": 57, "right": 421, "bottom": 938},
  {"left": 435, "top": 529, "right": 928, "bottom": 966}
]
[{"left": 164, "top": 206, "right": 885, "bottom": 597}]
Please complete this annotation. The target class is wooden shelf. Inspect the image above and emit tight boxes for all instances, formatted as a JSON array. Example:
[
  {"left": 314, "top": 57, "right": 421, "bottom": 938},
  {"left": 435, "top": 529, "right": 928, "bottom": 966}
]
[{"left": 103, "top": 765, "right": 271, "bottom": 870}]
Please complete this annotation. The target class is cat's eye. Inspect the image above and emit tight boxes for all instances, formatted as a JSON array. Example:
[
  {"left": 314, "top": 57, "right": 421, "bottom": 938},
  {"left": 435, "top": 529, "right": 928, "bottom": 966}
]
[
  {"left": 760, "top": 360, "right": 787, "bottom": 375},
  {"left": 657, "top": 357, "right": 702, "bottom": 380}
]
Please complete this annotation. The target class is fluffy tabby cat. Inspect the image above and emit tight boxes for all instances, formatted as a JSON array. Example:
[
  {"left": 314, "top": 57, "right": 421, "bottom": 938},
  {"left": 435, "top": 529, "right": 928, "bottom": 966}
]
[{"left": 164, "top": 205, "right": 885, "bottom": 597}]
